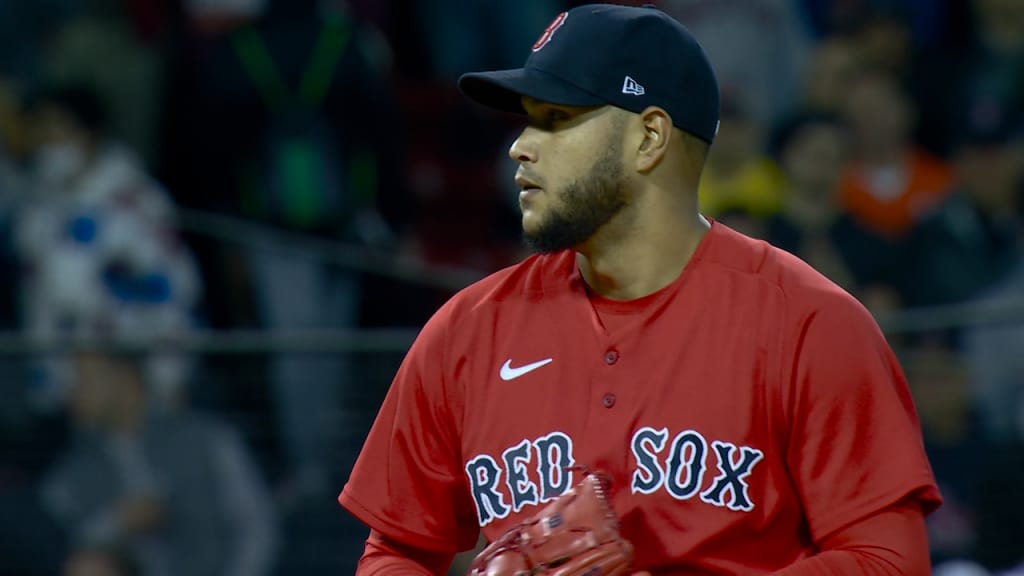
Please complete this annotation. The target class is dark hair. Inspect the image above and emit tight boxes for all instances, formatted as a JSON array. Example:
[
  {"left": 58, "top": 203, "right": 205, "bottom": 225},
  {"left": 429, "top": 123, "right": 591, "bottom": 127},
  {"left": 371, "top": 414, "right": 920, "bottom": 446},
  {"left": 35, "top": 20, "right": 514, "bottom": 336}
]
[{"left": 28, "top": 84, "right": 107, "bottom": 136}]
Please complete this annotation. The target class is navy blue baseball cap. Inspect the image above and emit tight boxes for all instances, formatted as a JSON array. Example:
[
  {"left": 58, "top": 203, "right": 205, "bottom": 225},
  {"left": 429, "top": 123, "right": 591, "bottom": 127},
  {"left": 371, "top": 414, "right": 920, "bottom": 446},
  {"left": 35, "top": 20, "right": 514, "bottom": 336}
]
[{"left": 458, "top": 3, "right": 720, "bottom": 143}]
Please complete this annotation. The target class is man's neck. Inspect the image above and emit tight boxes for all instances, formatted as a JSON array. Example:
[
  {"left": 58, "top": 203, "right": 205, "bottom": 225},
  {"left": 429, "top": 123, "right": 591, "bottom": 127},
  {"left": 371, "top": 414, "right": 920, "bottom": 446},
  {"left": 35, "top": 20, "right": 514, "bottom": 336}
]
[{"left": 576, "top": 210, "right": 709, "bottom": 301}]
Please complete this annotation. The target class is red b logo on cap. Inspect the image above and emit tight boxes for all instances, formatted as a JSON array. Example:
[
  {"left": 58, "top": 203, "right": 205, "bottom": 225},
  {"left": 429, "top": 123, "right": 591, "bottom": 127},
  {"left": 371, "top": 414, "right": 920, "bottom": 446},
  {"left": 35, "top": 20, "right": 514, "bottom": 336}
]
[{"left": 532, "top": 12, "right": 568, "bottom": 52}]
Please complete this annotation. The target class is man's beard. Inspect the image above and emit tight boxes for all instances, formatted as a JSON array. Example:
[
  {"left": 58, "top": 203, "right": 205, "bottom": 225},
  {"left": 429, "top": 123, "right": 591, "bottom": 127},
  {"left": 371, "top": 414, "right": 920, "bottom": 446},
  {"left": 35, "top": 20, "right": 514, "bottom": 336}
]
[{"left": 523, "top": 143, "right": 628, "bottom": 254}]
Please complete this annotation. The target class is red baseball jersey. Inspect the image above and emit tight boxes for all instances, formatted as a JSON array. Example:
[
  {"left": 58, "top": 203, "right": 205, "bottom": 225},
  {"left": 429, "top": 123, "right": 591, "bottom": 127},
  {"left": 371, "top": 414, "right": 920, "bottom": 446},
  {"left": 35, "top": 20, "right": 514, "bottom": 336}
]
[{"left": 340, "top": 221, "right": 942, "bottom": 573}]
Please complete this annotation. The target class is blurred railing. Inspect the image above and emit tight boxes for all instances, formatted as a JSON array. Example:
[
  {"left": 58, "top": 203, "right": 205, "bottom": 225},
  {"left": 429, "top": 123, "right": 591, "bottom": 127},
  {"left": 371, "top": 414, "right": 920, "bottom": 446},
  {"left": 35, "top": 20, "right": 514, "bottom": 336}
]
[
  {"left": 179, "top": 208, "right": 1024, "bottom": 338},
  {"left": 878, "top": 298, "right": 1024, "bottom": 334},
  {"left": 0, "top": 207, "right": 1018, "bottom": 357},
  {"left": 178, "top": 208, "right": 485, "bottom": 292},
  {"left": 2, "top": 294, "right": 1024, "bottom": 356},
  {"left": 0, "top": 328, "right": 420, "bottom": 354}
]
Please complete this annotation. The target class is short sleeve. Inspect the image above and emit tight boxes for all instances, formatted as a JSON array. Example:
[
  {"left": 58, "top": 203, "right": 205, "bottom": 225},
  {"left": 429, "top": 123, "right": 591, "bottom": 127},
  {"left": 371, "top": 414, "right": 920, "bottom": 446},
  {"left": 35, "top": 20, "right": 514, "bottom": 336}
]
[
  {"left": 339, "top": 301, "right": 479, "bottom": 553},
  {"left": 783, "top": 291, "right": 942, "bottom": 541}
]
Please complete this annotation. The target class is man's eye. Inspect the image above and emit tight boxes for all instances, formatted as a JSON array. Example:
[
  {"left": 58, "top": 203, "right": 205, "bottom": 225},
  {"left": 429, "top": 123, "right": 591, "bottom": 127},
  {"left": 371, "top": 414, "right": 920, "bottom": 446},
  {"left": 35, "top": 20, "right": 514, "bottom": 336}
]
[
  {"left": 527, "top": 109, "right": 571, "bottom": 130},
  {"left": 547, "top": 110, "right": 569, "bottom": 124}
]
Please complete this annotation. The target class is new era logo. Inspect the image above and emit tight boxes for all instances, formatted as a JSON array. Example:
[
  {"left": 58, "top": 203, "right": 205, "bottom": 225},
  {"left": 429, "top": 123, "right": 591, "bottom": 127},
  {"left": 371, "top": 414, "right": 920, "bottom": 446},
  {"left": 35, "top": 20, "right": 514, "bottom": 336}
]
[{"left": 622, "top": 76, "right": 645, "bottom": 96}]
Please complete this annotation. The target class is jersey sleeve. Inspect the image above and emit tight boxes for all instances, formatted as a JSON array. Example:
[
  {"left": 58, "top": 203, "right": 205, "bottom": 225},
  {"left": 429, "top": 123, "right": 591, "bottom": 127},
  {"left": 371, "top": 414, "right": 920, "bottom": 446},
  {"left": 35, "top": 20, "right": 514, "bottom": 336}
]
[
  {"left": 782, "top": 290, "right": 942, "bottom": 542},
  {"left": 339, "top": 300, "right": 480, "bottom": 553}
]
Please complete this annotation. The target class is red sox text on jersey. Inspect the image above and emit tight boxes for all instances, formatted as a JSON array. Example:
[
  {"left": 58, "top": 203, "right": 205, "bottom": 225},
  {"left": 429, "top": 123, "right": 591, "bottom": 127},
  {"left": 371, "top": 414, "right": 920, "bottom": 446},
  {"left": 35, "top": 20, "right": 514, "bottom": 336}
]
[{"left": 465, "top": 429, "right": 764, "bottom": 526}]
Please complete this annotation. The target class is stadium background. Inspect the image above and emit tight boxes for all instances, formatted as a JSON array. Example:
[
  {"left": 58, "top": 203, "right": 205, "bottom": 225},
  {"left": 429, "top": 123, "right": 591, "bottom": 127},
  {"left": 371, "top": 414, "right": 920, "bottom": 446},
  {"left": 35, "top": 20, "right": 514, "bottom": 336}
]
[{"left": 0, "top": 0, "right": 1021, "bottom": 574}]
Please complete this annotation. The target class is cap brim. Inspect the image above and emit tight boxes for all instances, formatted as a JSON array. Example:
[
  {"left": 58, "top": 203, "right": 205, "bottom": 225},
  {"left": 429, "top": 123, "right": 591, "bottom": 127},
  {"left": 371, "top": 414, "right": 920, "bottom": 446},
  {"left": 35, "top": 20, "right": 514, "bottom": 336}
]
[{"left": 458, "top": 68, "right": 606, "bottom": 114}]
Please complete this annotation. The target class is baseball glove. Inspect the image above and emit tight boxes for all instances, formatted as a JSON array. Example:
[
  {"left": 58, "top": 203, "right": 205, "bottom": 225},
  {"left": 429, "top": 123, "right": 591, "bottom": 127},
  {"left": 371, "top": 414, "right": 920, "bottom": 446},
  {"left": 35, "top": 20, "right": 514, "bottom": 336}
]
[{"left": 467, "top": 469, "right": 634, "bottom": 576}]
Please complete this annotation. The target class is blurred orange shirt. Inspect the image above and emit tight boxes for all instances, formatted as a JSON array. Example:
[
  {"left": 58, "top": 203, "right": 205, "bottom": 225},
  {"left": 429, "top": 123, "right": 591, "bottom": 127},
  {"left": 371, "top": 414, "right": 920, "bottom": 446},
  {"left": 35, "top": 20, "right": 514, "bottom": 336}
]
[{"left": 839, "top": 150, "right": 954, "bottom": 237}]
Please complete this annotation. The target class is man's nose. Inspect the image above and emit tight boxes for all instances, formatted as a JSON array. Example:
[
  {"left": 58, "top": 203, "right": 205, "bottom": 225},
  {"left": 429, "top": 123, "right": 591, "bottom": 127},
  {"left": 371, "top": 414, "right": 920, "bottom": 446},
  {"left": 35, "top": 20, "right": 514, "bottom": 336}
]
[{"left": 508, "top": 128, "right": 539, "bottom": 163}]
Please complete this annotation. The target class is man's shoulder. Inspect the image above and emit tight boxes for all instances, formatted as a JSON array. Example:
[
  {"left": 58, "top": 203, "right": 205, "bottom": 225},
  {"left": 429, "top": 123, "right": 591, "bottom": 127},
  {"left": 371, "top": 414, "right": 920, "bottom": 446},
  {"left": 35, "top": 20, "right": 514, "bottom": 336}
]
[
  {"left": 706, "top": 222, "right": 864, "bottom": 314},
  {"left": 404, "top": 251, "right": 573, "bottom": 366},
  {"left": 442, "top": 251, "right": 573, "bottom": 317}
]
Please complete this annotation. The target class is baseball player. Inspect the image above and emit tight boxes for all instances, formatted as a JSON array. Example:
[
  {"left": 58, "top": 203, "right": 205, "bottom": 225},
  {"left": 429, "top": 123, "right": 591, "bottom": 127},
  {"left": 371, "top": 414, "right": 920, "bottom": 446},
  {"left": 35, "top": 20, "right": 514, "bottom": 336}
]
[{"left": 339, "top": 4, "right": 942, "bottom": 574}]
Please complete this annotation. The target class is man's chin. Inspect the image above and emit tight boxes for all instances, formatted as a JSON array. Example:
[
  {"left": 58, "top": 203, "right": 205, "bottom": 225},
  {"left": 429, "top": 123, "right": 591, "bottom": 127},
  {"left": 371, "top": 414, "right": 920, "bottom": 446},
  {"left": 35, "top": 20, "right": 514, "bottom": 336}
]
[
  {"left": 522, "top": 228, "right": 577, "bottom": 254},
  {"left": 521, "top": 215, "right": 546, "bottom": 245}
]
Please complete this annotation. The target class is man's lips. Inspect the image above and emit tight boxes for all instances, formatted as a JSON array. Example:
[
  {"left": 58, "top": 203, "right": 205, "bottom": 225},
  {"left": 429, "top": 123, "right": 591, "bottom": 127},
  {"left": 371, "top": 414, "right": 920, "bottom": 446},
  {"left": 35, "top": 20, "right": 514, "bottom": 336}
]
[{"left": 515, "top": 174, "right": 542, "bottom": 192}]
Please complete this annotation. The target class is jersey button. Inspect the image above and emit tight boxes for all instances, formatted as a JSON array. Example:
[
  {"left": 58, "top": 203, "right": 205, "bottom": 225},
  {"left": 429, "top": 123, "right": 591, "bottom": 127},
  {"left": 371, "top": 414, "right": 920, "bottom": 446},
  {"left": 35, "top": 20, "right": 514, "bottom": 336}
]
[
  {"left": 602, "top": 394, "right": 616, "bottom": 408},
  {"left": 604, "top": 349, "right": 619, "bottom": 365}
]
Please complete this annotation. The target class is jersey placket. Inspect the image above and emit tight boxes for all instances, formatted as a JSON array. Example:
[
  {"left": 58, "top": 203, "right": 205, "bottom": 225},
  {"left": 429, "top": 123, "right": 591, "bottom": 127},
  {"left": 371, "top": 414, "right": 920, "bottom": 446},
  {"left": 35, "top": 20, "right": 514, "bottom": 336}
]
[{"left": 576, "top": 293, "right": 645, "bottom": 488}]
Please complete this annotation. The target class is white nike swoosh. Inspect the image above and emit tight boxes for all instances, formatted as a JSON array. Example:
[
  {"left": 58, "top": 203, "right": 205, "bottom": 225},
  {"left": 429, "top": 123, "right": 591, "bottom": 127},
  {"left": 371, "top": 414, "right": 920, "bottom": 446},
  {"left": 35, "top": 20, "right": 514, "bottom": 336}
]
[{"left": 500, "top": 358, "right": 553, "bottom": 381}]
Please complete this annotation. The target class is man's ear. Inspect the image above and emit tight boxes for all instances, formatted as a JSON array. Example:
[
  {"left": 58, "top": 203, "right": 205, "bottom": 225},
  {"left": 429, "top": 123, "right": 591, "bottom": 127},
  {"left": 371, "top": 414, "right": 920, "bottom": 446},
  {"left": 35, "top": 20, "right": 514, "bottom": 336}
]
[{"left": 635, "top": 107, "right": 672, "bottom": 173}]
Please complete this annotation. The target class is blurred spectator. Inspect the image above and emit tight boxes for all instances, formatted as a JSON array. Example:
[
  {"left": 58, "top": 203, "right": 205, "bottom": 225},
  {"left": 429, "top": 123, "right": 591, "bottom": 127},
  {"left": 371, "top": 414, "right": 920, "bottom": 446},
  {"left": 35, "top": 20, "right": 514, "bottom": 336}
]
[
  {"left": 230, "top": 0, "right": 396, "bottom": 246},
  {"left": 64, "top": 546, "right": 141, "bottom": 576},
  {"left": 697, "top": 98, "right": 785, "bottom": 220},
  {"left": 382, "top": 0, "right": 565, "bottom": 322},
  {"left": 904, "top": 341, "right": 1024, "bottom": 571},
  {"left": 953, "top": 0, "right": 1024, "bottom": 148},
  {"left": 41, "top": 0, "right": 167, "bottom": 166},
  {"left": 0, "top": 467, "right": 68, "bottom": 576},
  {"left": 389, "top": 83, "right": 522, "bottom": 294},
  {"left": 834, "top": 68, "right": 955, "bottom": 306},
  {"left": 156, "top": 0, "right": 273, "bottom": 336},
  {"left": 14, "top": 84, "right": 200, "bottom": 411},
  {"left": 963, "top": 274, "right": 1024, "bottom": 445},
  {"left": 845, "top": 6, "right": 915, "bottom": 86},
  {"left": 843, "top": 6, "right": 958, "bottom": 157},
  {"left": 905, "top": 341, "right": 986, "bottom": 564},
  {"left": 903, "top": 121, "right": 1023, "bottom": 307},
  {"left": 183, "top": 0, "right": 268, "bottom": 32},
  {"left": 839, "top": 68, "right": 954, "bottom": 238},
  {"left": 41, "top": 349, "right": 278, "bottom": 576},
  {"left": 0, "top": 78, "right": 68, "bottom": 566},
  {"left": 0, "top": 79, "right": 27, "bottom": 331},
  {"left": 0, "top": 78, "right": 28, "bottom": 163},
  {"left": 169, "top": 0, "right": 403, "bottom": 507},
  {"left": 660, "top": 0, "right": 813, "bottom": 127},
  {"left": 797, "top": 0, "right": 962, "bottom": 48},
  {"left": 959, "top": 125, "right": 1024, "bottom": 445},
  {"left": 415, "top": 0, "right": 562, "bottom": 82},
  {"left": 763, "top": 111, "right": 856, "bottom": 290},
  {"left": 0, "top": 0, "right": 77, "bottom": 82},
  {"left": 801, "top": 34, "right": 863, "bottom": 114}
]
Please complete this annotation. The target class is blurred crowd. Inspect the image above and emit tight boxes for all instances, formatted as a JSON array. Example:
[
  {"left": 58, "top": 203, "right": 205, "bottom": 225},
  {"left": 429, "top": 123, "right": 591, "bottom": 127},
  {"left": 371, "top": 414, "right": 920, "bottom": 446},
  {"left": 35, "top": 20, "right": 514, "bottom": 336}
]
[{"left": 0, "top": 0, "right": 1021, "bottom": 575}]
